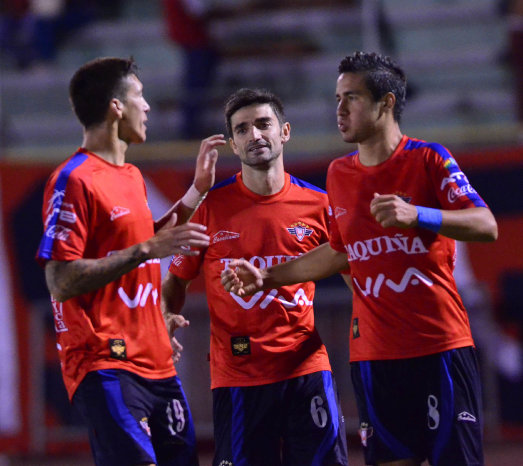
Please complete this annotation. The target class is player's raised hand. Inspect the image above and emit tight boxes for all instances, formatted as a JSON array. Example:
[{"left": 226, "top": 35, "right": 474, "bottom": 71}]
[
  {"left": 193, "top": 134, "right": 227, "bottom": 194},
  {"left": 370, "top": 192, "right": 418, "bottom": 229},
  {"left": 221, "top": 259, "right": 266, "bottom": 296}
]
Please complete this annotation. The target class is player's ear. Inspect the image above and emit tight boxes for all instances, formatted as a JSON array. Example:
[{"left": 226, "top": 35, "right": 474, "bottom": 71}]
[
  {"left": 281, "top": 122, "right": 291, "bottom": 143},
  {"left": 109, "top": 98, "right": 124, "bottom": 119},
  {"left": 229, "top": 137, "right": 239, "bottom": 155},
  {"left": 381, "top": 92, "right": 395, "bottom": 114}
]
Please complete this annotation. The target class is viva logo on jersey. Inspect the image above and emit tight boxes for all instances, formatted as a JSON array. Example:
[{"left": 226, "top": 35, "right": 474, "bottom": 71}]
[{"left": 230, "top": 287, "right": 313, "bottom": 310}]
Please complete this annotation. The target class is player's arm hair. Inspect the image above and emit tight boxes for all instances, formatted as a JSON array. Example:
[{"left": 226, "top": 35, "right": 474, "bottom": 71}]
[
  {"left": 439, "top": 207, "right": 497, "bottom": 242},
  {"left": 161, "top": 271, "right": 191, "bottom": 316},
  {"left": 265, "top": 242, "right": 349, "bottom": 288},
  {"left": 45, "top": 243, "right": 150, "bottom": 302}
]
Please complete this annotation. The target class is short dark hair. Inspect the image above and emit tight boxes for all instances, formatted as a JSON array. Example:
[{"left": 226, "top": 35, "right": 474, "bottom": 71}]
[
  {"left": 338, "top": 51, "right": 407, "bottom": 122},
  {"left": 224, "top": 88, "right": 285, "bottom": 137},
  {"left": 69, "top": 57, "right": 139, "bottom": 128}
]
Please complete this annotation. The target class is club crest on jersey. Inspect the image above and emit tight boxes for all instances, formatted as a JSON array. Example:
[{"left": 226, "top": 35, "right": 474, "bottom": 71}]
[
  {"left": 287, "top": 222, "right": 313, "bottom": 241},
  {"left": 395, "top": 191, "right": 412, "bottom": 203},
  {"left": 110, "top": 206, "right": 130, "bottom": 221},
  {"left": 212, "top": 230, "right": 240, "bottom": 244}
]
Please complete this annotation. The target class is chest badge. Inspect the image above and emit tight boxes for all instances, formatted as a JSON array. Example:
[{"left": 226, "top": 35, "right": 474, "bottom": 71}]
[
  {"left": 287, "top": 222, "right": 313, "bottom": 241},
  {"left": 394, "top": 191, "right": 412, "bottom": 203}
]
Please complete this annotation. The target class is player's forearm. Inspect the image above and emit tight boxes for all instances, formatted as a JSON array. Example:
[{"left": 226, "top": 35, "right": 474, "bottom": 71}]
[
  {"left": 161, "top": 272, "right": 189, "bottom": 315},
  {"left": 436, "top": 207, "right": 498, "bottom": 242},
  {"left": 155, "top": 186, "right": 208, "bottom": 231},
  {"left": 45, "top": 242, "right": 149, "bottom": 302},
  {"left": 264, "top": 243, "right": 348, "bottom": 288}
]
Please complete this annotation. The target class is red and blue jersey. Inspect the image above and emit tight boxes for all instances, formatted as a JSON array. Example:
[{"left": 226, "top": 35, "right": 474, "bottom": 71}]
[
  {"left": 36, "top": 149, "right": 175, "bottom": 399},
  {"left": 327, "top": 135, "right": 487, "bottom": 361},
  {"left": 169, "top": 172, "right": 333, "bottom": 389}
]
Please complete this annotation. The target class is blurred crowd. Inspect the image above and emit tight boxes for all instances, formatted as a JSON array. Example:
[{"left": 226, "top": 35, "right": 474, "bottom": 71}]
[{"left": 0, "top": 0, "right": 122, "bottom": 70}]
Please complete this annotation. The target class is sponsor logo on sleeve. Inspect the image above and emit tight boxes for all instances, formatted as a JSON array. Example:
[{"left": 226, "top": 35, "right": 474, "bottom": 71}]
[
  {"left": 287, "top": 222, "right": 313, "bottom": 241},
  {"left": 334, "top": 207, "right": 347, "bottom": 218},
  {"left": 45, "top": 189, "right": 65, "bottom": 227},
  {"left": 110, "top": 206, "right": 131, "bottom": 221},
  {"left": 45, "top": 224, "right": 72, "bottom": 241},
  {"left": 58, "top": 210, "right": 77, "bottom": 223},
  {"left": 444, "top": 157, "right": 458, "bottom": 169}
]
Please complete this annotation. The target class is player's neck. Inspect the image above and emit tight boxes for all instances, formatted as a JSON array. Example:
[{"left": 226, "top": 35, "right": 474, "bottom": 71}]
[
  {"left": 241, "top": 163, "right": 285, "bottom": 196},
  {"left": 357, "top": 125, "right": 403, "bottom": 167},
  {"left": 82, "top": 125, "right": 128, "bottom": 166}
]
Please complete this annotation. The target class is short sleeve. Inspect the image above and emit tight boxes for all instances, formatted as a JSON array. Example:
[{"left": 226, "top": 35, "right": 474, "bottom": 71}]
[
  {"left": 427, "top": 144, "right": 487, "bottom": 210},
  {"left": 36, "top": 161, "right": 91, "bottom": 264}
]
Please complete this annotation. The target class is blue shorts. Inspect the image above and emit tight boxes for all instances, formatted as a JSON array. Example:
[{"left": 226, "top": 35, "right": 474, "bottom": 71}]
[
  {"left": 351, "top": 346, "right": 484, "bottom": 465},
  {"left": 212, "top": 370, "right": 348, "bottom": 466},
  {"left": 73, "top": 369, "right": 198, "bottom": 466}
]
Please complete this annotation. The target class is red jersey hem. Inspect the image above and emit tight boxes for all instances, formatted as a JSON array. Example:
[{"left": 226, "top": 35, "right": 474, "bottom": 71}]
[
  {"left": 210, "top": 362, "right": 332, "bottom": 389},
  {"left": 349, "top": 339, "right": 475, "bottom": 362},
  {"left": 66, "top": 361, "right": 177, "bottom": 400}
]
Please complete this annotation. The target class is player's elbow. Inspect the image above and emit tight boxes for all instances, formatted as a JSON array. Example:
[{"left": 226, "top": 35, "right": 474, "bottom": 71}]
[
  {"left": 484, "top": 221, "right": 498, "bottom": 242},
  {"left": 475, "top": 211, "right": 498, "bottom": 242},
  {"left": 48, "top": 284, "right": 72, "bottom": 302},
  {"left": 44, "top": 262, "right": 73, "bottom": 302}
]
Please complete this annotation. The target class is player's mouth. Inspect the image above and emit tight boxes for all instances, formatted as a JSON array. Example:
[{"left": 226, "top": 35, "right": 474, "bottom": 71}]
[
  {"left": 248, "top": 142, "right": 269, "bottom": 152},
  {"left": 337, "top": 120, "right": 348, "bottom": 132}
]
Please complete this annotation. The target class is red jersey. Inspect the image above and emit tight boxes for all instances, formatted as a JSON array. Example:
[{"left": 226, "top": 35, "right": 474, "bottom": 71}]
[
  {"left": 169, "top": 172, "right": 332, "bottom": 389},
  {"left": 327, "top": 135, "right": 487, "bottom": 362},
  {"left": 36, "top": 150, "right": 175, "bottom": 399}
]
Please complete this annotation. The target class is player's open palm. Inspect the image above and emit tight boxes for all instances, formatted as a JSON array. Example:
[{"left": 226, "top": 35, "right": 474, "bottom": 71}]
[
  {"left": 370, "top": 192, "right": 418, "bottom": 229},
  {"left": 221, "top": 259, "right": 265, "bottom": 296},
  {"left": 193, "top": 134, "right": 227, "bottom": 193}
]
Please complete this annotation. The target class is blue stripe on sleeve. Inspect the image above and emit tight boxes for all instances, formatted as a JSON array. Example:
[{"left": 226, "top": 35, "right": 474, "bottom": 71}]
[{"left": 37, "top": 152, "right": 88, "bottom": 259}]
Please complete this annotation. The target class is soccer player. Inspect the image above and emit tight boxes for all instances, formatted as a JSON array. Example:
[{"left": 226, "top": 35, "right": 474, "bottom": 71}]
[
  {"left": 35, "top": 57, "right": 226, "bottom": 466},
  {"left": 162, "top": 88, "right": 349, "bottom": 466},
  {"left": 222, "top": 52, "right": 498, "bottom": 466}
]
